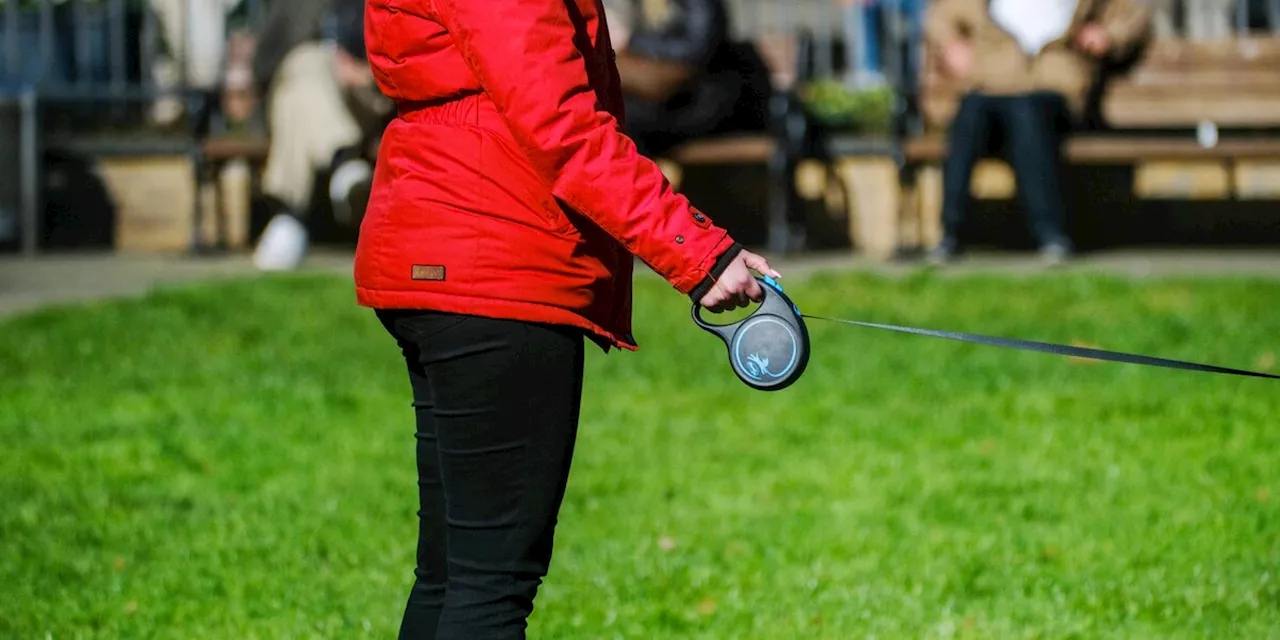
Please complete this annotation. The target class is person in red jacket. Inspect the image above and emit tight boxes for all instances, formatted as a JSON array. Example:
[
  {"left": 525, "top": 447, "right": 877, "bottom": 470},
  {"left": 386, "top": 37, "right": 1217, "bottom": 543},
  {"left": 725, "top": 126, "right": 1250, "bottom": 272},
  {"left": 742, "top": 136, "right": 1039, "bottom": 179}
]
[{"left": 356, "top": 0, "right": 777, "bottom": 637}]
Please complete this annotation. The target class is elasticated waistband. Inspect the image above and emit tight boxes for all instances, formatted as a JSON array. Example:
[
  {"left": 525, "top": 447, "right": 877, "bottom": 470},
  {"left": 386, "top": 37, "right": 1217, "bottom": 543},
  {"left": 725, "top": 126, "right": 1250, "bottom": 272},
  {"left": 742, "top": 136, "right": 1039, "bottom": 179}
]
[{"left": 396, "top": 93, "right": 499, "bottom": 127}]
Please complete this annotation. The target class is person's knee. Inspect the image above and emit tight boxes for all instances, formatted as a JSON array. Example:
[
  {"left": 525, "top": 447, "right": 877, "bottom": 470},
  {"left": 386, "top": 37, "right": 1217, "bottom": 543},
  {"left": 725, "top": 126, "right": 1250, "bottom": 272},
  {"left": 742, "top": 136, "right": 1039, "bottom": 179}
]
[{"left": 265, "top": 46, "right": 362, "bottom": 159}]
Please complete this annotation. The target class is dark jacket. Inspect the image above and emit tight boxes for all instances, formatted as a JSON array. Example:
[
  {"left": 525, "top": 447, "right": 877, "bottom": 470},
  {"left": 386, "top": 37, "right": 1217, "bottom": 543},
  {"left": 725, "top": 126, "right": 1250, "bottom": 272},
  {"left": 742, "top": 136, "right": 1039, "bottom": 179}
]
[
  {"left": 251, "top": 0, "right": 331, "bottom": 89},
  {"left": 623, "top": 0, "right": 772, "bottom": 148},
  {"left": 625, "top": 0, "right": 728, "bottom": 69}
]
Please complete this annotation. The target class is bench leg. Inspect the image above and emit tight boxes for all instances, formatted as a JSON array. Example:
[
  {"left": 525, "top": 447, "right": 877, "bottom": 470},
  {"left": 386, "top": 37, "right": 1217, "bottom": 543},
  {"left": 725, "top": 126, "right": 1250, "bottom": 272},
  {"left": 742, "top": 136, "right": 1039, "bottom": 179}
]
[
  {"left": 917, "top": 164, "right": 944, "bottom": 251},
  {"left": 766, "top": 90, "right": 810, "bottom": 255},
  {"left": 895, "top": 166, "right": 921, "bottom": 252},
  {"left": 19, "top": 89, "right": 40, "bottom": 258},
  {"left": 191, "top": 153, "right": 208, "bottom": 253},
  {"left": 213, "top": 162, "right": 229, "bottom": 250},
  {"left": 766, "top": 142, "right": 805, "bottom": 255}
]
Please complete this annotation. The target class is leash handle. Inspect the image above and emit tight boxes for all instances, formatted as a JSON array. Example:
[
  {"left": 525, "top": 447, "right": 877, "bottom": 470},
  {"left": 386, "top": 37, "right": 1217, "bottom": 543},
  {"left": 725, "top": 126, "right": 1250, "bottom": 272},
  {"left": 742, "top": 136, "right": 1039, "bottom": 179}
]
[
  {"left": 690, "top": 276, "right": 796, "bottom": 340},
  {"left": 693, "top": 276, "right": 811, "bottom": 391},
  {"left": 803, "top": 315, "right": 1280, "bottom": 380}
]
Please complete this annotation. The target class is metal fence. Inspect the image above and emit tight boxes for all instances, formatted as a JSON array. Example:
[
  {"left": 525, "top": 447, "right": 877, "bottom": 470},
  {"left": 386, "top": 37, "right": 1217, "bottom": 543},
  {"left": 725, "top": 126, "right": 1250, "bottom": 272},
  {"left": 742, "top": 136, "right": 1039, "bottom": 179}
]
[
  {"left": 724, "top": 0, "right": 924, "bottom": 85},
  {"left": 0, "top": 0, "right": 265, "bottom": 254},
  {"left": 1, "top": 0, "right": 265, "bottom": 99}
]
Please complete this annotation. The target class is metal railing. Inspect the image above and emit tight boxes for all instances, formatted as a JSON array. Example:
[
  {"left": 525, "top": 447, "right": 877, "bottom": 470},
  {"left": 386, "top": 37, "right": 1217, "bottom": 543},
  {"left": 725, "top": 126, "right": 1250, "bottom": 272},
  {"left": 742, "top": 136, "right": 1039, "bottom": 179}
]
[
  {"left": 721, "top": 0, "right": 1280, "bottom": 85},
  {"left": 1, "top": 0, "right": 265, "bottom": 255},
  {"left": 1, "top": 0, "right": 265, "bottom": 99}
]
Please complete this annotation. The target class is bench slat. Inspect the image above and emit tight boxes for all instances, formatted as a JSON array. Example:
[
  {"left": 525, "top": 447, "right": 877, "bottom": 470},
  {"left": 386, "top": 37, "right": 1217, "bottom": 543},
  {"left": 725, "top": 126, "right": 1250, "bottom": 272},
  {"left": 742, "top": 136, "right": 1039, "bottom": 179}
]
[
  {"left": 904, "top": 135, "right": 1280, "bottom": 163},
  {"left": 666, "top": 135, "right": 775, "bottom": 165},
  {"left": 1104, "top": 90, "right": 1280, "bottom": 128},
  {"left": 202, "top": 136, "right": 271, "bottom": 160}
]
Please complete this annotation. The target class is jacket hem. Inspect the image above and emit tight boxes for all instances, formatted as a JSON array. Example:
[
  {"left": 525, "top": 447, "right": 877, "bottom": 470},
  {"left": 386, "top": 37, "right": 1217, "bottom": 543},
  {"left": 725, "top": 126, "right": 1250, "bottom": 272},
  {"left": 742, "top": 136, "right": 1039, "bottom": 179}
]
[{"left": 355, "top": 286, "right": 639, "bottom": 352}]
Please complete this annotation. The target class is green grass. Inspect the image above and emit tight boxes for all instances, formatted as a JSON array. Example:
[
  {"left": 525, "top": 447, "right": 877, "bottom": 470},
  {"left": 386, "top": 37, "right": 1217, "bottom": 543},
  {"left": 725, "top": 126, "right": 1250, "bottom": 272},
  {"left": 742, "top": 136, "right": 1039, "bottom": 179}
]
[{"left": 2, "top": 268, "right": 1279, "bottom": 639}]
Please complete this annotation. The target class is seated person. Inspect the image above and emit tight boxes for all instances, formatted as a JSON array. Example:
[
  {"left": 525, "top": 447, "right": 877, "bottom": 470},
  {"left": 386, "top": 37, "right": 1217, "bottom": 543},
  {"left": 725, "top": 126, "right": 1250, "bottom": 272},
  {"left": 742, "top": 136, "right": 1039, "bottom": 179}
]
[
  {"left": 251, "top": 0, "right": 393, "bottom": 271},
  {"left": 923, "top": 0, "right": 1149, "bottom": 265},
  {"left": 611, "top": 0, "right": 772, "bottom": 158}
]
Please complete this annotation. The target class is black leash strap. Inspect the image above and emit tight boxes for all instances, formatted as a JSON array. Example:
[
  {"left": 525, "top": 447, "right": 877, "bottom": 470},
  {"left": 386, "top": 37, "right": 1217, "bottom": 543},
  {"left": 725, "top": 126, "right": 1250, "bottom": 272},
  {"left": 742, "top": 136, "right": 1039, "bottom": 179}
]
[{"left": 802, "top": 315, "right": 1280, "bottom": 380}]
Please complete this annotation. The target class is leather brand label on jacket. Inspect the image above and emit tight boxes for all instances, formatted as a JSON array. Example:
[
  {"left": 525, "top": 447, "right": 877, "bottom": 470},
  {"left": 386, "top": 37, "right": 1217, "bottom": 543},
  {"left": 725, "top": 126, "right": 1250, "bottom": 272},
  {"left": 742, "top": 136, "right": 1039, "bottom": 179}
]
[{"left": 412, "top": 265, "right": 446, "bottom": 281}]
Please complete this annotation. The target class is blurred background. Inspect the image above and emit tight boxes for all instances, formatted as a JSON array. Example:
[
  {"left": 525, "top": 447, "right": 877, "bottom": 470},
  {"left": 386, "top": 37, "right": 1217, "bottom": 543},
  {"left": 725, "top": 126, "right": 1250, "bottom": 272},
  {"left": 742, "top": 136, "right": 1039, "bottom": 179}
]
[
  {"left": 1, "top": 0, "right": 1278, "bottom": 266},
  {"left": 4, "top": 4, "right": 1280, "bottom": 636}
]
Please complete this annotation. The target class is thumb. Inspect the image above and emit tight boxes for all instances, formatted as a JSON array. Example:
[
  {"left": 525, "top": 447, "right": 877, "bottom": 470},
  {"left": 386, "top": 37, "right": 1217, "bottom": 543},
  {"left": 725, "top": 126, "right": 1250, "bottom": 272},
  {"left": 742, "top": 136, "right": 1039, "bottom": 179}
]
[{"left": 741, "top": 252, "right": 781, "bottom": 279}]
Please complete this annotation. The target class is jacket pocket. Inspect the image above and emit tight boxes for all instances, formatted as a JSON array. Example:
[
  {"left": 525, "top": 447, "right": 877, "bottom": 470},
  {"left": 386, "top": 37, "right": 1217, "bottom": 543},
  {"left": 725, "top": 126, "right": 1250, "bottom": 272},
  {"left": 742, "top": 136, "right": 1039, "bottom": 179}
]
[{"left": 479, "top": 130, "right": 581, "bottom": 240}]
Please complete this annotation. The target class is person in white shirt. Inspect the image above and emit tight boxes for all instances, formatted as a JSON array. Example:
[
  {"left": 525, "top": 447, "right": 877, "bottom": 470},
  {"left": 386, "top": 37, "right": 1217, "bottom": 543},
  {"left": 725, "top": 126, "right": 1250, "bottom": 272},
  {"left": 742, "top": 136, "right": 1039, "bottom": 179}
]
[{"left": 923, "top": 0, "right": 1150, "bottom": 265}]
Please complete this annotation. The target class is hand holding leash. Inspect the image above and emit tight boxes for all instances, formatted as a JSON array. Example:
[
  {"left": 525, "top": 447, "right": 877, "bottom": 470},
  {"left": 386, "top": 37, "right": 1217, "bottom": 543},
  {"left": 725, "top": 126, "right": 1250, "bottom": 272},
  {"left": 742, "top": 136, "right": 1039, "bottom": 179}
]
[
  {"left": 697, "top": 249, "right": 780, "bottom": 313},
  {"left": 693, "top": 276, "right": 811, "bottom": 391}
]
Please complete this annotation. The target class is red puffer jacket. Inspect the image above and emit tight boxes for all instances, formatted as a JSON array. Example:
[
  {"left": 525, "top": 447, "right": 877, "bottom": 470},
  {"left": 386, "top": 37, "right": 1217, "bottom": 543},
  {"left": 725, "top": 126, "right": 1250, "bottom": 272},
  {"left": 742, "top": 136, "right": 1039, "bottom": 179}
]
[{"left": 354, "top": 0, "right": 744, "bottom": 351}]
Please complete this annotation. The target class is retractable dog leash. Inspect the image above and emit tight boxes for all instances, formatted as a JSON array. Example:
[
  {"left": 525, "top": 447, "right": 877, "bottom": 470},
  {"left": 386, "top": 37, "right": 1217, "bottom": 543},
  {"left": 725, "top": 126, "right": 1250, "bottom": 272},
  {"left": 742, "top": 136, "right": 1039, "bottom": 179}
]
[{"left": 693, "top": 276, "right": 1280, "bottom": 391}]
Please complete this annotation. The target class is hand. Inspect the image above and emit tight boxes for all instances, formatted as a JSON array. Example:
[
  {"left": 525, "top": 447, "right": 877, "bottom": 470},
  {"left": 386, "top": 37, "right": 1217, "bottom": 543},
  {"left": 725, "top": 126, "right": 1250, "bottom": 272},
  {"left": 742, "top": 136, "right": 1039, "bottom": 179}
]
[
  {"left": 1075, "top": 23, "right": 1111, "bottom": 56},
  {"left": 941, "top": 40, "right": 974, "bottom": 79},
  {"left": 333, "top": 48, "right": 373, "bottom": 89},
  {"left": 699, "top": 250, "right": 781, "bottom": 313}
]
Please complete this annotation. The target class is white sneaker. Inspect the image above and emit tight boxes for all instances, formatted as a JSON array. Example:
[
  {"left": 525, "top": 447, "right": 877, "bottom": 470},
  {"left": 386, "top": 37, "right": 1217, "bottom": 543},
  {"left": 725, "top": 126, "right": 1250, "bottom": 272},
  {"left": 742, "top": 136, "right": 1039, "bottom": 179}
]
[
  {"left": 253, "top": 213, "right": 308, "bottom": 271},
  {"left": 329, "top": 159, "right": 373, "bottom": 225}
]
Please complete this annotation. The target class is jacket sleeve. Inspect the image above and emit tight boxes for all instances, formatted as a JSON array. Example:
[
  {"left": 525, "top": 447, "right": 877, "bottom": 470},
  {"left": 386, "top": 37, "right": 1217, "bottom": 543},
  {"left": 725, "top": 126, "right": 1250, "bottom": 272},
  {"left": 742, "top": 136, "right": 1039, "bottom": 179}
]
[
  {"left": 1097, "top": 0, "right": 1152, "bottom": 61},
  {"left": 252, "top": 0, "right": 328, "bottom": 90},
  {"left": 922, "top": 0, "right": 970, "bottom": 50},
  {"left": 432, "top": 0, "right": 739, "bottom": 297}
]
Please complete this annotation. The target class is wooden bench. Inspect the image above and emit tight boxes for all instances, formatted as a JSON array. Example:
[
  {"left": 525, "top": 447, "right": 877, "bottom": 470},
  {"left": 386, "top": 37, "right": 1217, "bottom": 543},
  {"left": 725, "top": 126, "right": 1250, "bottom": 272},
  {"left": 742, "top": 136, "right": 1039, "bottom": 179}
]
[
  {"left": 892, "top": 36, "right": 1280, "bottom": 255},
  {"left": 192, "top": 133, "right": 270, "bottom": 252},
  {"left": 195, "top": 41, "right": 802, "bottom": 256},
  {"left": 198, "top": 130, "right": 799, "bottom": 255},
  {"left": 649, "top": 32, "right": 824, "bottom": 256},
  {"left": 654, "top": 131, "right": 809, "bottom": 255}
]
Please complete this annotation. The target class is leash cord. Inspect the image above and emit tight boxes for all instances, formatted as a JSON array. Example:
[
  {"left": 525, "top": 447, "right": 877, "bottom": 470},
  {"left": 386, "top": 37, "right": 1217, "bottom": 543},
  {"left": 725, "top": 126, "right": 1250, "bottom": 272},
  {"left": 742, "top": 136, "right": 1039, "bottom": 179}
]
[{"left": 801, "top": 315, "right": 1280, "bottom": 380}]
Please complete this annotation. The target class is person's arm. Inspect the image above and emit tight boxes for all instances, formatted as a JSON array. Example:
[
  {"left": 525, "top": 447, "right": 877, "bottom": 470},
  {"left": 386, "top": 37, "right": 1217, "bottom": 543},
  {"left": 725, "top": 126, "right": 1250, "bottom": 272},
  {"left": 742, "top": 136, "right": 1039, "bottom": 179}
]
[
  {"left": 921, "top": 0, "right": 970, "bottom": 51},
  {"left": 252, "top": 0, "right": 326, "bottom": 90},
  {"left": 1096, "top": 0, "right": 1152, "bottom": 60},
  {"left": 922, "top": 0, "right": 976, "bottom": 79},
  {"left": 431, "top": 0, "right": 745, "bottom": 299}
]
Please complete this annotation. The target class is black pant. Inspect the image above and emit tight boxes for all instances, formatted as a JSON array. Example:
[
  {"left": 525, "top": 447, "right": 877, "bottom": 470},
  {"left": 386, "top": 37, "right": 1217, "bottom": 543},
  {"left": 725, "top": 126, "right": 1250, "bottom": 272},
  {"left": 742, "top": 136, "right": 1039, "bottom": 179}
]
[
  {"left": 941, "top": 91, "right": 1073, "bottom": 248},
  {"left": 376, "top": 309, "right": 586, "bottom": 639}
]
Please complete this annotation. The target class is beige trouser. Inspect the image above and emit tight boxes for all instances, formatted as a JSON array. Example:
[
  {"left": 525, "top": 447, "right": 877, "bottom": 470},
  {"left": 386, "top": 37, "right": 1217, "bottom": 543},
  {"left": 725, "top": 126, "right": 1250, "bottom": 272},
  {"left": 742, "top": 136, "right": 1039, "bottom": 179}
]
[
  {"left": 262, "top": 42, "right": 364, "bottom": 211},
  {"left": 146, "top": 0, "right": 236, "bottom": 124}
]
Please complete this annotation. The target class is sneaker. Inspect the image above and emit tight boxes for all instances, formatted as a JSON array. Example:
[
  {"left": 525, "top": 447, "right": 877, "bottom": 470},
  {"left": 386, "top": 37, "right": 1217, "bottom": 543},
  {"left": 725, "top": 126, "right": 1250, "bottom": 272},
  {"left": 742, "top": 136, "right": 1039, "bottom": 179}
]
[
  {"left": 253, "top": 213, "right": 308, "bottom": 271},
  {"left": 329, "top": 158, "right": 373, "bottom": 225},
  {"left": 1038, "top": 240, "right": 1073, "bottom": 267}
]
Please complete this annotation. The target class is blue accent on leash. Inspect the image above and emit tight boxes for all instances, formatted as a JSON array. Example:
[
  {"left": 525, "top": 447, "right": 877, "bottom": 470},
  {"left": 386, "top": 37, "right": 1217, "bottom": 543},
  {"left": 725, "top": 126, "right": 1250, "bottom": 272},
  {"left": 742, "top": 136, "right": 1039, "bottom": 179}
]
[{"left": 762, "top": 275, "right": 800, "bottom": 317}]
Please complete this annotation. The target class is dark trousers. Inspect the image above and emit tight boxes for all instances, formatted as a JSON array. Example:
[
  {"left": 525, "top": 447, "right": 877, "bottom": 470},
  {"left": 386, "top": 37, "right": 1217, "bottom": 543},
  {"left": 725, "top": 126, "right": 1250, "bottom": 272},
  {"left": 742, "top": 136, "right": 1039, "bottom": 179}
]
[
  {"left": 941, "top": 91, "right": 1073, "bottom": 248},
  {"left": 376, "top": 309, "right": 586, "bottom": 640}
]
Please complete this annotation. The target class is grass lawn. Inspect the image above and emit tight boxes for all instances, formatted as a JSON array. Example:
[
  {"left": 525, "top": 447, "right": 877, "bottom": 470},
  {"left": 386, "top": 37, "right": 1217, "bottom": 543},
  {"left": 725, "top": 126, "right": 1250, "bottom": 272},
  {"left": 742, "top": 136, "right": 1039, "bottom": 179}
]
[{"left": 2, "top": 268, "right": 1279, "bottom": 639}]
